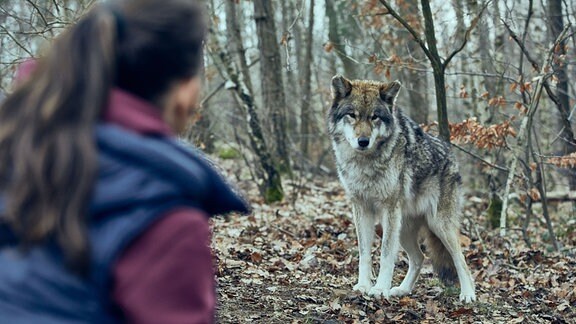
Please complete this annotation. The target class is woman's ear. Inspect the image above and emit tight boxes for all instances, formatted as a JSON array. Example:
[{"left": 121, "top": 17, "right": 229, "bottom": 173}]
[
  {"left": 164, "top": 76, "right": 202, "bottom": 133},
  {"left": 176, "top": 76, "right": 202, "bottom": 112}
]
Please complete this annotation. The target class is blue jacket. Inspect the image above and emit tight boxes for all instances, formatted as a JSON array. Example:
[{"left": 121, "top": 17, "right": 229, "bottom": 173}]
[{"left": 0, "top": 124, "right": 249, "bottom": 323}]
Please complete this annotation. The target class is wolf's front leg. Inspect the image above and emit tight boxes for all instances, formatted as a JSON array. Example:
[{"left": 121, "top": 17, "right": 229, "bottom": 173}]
[
  {"left": 352, "top": 204, "right": 376, "bottom": 294},
  {"left": 369, "top": 203, "right": 402, "bottom": 299}
]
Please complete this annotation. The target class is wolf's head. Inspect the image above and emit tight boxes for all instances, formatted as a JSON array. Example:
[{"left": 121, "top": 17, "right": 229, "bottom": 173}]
[{"left": 328, "top": 75, "right": 401, "bottom": 152}]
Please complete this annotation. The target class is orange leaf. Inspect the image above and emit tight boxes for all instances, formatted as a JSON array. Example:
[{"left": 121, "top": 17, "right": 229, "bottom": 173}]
[
  {"left": 250, "top": 252, "right": 263, "bottom": 264},
  {"left": 280, "top": 33, "right": 288, "bottom": 46},
  {"left": 459, "top": 85, "right": 468, "bottom": 98},
  {"left": 529, "top": 188, "right": 541, "bottom": 201}
]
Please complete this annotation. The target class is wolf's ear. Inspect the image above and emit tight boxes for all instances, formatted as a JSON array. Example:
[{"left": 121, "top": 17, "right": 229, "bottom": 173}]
[
  {"left": 379, "top": 80, "right": 401, "bottom": 106},
  {"left": 331, "top": 75, "right": 352, "bottom": 100}
]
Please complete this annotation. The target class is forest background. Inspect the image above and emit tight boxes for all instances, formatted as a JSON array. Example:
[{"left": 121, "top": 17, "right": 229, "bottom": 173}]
[{"left": 1, "top": 0, "right": 575, "bottom": 322}]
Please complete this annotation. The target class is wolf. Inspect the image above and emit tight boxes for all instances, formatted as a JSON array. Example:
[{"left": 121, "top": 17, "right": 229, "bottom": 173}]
[{"left": 327, "top": 75, "right": 476, "bottom": 303}]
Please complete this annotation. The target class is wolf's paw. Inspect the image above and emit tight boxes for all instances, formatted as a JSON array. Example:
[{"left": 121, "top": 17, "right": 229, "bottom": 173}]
[
  {"left": 368, "top": 286, "right": 390, "bottom": 299},
  {"left": 459, "top": 292, "right": 476, "bottom": 303},
  {"left": 353, "top": 283, "right": 371, "bottom": 294},
  {"left": 390, "top": 286, "right": 410, "bottom": 297}
]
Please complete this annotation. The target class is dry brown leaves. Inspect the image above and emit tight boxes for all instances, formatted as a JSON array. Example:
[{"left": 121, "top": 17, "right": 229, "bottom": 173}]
[
  {"left": 450, "top": 117, "right": 517, "bottom": 149},
  {"left": 548, "top": 152, "right": 576, "bottom": 169},
  {"left": 211, "top": 156, "right": 576, "bottom": 323}
]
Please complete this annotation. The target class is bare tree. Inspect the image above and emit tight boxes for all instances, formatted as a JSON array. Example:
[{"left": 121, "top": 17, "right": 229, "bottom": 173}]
[
  {"left": 253, "top": 0, "right": 291, "bottom": 173},
  {"left": 379, "top": 0, "right": 487, "bottom": 142},
  {"left": 191, "top": 0, "right": 283, "bottom": 202},
  {"left": 0, "top": 0, "right": 93, "bottom": 91},
  {"left": 207, "top": 32, "right": 284, "bottom": 203}
]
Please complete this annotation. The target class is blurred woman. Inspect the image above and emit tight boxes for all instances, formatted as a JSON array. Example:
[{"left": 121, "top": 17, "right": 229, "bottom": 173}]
[{"left": 0, "top": 0, "right": 248, "bottom": 323}]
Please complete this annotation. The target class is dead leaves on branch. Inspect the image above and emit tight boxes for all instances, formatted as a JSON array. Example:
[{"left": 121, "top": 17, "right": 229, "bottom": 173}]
[
  {"left": 369, "top": 53, "right": 403, "bottom": 79},
  {"left": 548, "top": 152, "right": 576, "bottom": 169},
  {"left": 449, "top": 117, "right": 517, "bottom": 149}
]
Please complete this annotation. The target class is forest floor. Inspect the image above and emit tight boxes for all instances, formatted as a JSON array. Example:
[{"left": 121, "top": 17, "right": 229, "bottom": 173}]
[{"left": 210, "top": 157, "right": 576, "bottom": 324}]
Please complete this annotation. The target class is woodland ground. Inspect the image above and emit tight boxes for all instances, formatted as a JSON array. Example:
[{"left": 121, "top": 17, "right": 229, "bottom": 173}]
[{"left": 210, "top": 157, "right": 576, "bottom": 324}]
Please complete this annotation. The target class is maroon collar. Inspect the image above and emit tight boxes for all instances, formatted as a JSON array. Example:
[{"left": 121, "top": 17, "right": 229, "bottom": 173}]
[{"left": 103, "top": 88, "right": 173, "bottom": 136}]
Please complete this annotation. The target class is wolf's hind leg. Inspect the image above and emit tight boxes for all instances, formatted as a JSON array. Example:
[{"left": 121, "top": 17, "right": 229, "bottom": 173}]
[
  {"left": 427, "top": 217, "right": 476, "bottom": 303},
  {"left": 353, "top": 205, "right": 375, "bottom": 294},
  {"left": 390, "top": 220, "right": 424, "bottom": 297}
]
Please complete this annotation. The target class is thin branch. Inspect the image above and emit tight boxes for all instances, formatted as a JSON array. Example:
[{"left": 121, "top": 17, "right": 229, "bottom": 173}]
[
  {"left": 499, "top": 24, "right": 573, "bottom": 237},
  {"left": 0, "top": 25, "right": 34, "bottom": 57},
  {"left": 286, "top": 0, "right": 305, "bottom": 31},
  {"left": 445, "top": 71, "right": 518, "bottom": 84},
  {"left": 378, "top": 0, "right": 433, "bottom": 63},
  {"left": 501, "top": 20, "right": 576, "bottom": 110},
  {"left": 200, "top": 82, "right": 225, "bottom": 107},
  {"left": 532, "top": 130, "right": 560, "bottom": 251},
  {"left": 201, "top": 58, "right": 260, "bottom": 106},
  {"left": 25, "top": 0, "right": 49, "bottom": 27},
  {"left": 451, "top": 143, "right": 510, "bottom": 174},
  {"left": 281, "top": 0, "right": 305, "bottom": 72},
  {"left": 443, "top": 1, "right": 491, "bottom": 68},
  {"left": 501, "top": 21, "right": 539, "bottom": 70},
  {"left": 51, "top": 0, "right": 61, "bottom": 15},
  {"left": 330, "top": 45, "right": 363, "bottom": 65}
]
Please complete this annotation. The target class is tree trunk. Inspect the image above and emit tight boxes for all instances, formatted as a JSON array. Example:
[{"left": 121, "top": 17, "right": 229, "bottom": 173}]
[
  {"left": 325, "top": 0, "right": 357, "bottom": 78},
  {"left": 185, "top": 46, "right": 214, "bottom": 153},
  {"left": 432, "top": 65, "right": 450, "bottom": 141},
  {"left": 398, "top": 0, "right": 428, "bottom": 125},
  {"left": 209, "top": 2, "right": 284, "bottom": 202},
  {"left": 420, "top": 0, "right": 450, "bottom": 141},
  {"left": 280, "top": 0, "right": 299, "bottom": 134},
  {"left": 300, "top": 0, "right": 314, "bottom": 155},
  {"left": 253, "top": 0, "right": 291, "bottom": 173},
  {"left": 547, "top": 0, "right": 576, "bottom": 189},
  {"left": 225, "top": 0, "right": 254, "bottom": 92},
  {"left": 475, "top": 0, "right": 497, "bottom": 124}
]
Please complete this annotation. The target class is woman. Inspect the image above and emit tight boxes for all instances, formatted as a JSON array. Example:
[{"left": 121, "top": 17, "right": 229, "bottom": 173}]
[{"left": 0, "top": 0, "right": 249, "bottom": 323}]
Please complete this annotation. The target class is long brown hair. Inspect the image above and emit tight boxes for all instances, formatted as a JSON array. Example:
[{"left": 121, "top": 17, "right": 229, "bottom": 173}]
[{"left": 0, "top": 0, "right": 206, "bottom": 274}]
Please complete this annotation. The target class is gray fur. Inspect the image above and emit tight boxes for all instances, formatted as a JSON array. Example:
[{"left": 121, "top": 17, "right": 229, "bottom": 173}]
[{"left": 327, "top": 76, "right": 476, "bottom": 303}]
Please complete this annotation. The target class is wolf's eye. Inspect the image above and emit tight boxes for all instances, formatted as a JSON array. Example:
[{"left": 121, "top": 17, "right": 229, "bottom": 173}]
[
  {"left": 371, "top": 115, "right": 378, "bottom": 121},
  {"left": 347, "top": 112, "right": 356, "bottom": 119}
]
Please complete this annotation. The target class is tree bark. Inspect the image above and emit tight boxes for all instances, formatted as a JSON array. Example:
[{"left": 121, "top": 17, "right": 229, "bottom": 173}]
[
  {"left": 547, "top": 0, "right": 576, "bottom": 189},
  {"left": 208, "top": 2, "right": 284, "bottom": 202},
  {"left": 225, "top": 0, "right": 254, "bottom": 92},
  {"left": 253, "top": 0, "right": 291, "bottom": 173},
  {"left": 280, "top": 0, "right": 300, "bottom": 134},
  {"left": 475, "top": 0, "right": 497, "bottom": 123},
  {"left": 300, "top": 0, "right": 314, "bottom": 155},
  {"left": 420, "top": 0, "right": 450, "bottom": 141},
  {"left": 325, "top": 0, "right": 357, "bottom": 78},
  {"left": 398, "top": 0, "right": 428, "bottom": 124}
]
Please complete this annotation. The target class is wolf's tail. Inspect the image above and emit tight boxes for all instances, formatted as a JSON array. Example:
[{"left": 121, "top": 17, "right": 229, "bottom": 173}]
[{"left": 424, "top": 229, "right": 458, "bottom": 286}]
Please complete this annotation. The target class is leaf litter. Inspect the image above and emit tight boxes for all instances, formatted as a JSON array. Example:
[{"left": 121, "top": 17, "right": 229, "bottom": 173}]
[{"left": 211, "top": 158, "right": 576, "bottom": 323}]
